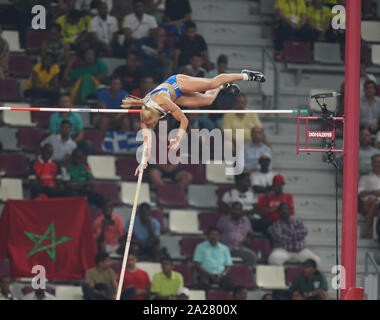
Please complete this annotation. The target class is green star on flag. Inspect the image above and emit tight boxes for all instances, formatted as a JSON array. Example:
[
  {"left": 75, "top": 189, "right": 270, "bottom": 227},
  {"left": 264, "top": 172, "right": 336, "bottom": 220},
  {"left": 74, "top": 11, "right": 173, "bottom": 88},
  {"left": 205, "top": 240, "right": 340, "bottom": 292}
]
[{"left": 24, "top": 222, "right": 71, "bottom": 262}]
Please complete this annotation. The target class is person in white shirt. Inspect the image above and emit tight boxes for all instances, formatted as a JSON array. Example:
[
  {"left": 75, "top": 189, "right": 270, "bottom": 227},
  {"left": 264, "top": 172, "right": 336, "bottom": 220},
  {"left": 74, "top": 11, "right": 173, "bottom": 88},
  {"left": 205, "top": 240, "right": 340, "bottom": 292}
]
[
  {"left": 250, "top": 152, "right": 276, "bottom": 194},
  {"left": 358, "top": 154, "right": 380, "bottom": 238},
  {"left": 360, "top": 62, "right": 377, "bottom": 99},
  {"left": 123, "top": 0, "right": 158, "bottom": 41},
  {"left": 89, "top": 1, "right": 119, "bottom": 56},
  {"left": 23, "top": 289, "right": 56, "bottom": 300},
  {"left": 360, "top": 80, "right": 380, "bottom": 134}
]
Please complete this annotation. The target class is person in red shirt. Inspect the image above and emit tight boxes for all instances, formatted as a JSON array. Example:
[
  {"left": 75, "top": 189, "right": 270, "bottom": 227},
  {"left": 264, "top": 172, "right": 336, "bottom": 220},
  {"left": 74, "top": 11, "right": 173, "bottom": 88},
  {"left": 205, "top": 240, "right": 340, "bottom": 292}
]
[
  {"left": 119, "top": 252, "right": 151, "bottom": 300},
  {"left": 255, "top": 174, "right": 295, "bottom": 228},
  {"left": 94, "top": 199, "right": 125, "bottom": 254}
]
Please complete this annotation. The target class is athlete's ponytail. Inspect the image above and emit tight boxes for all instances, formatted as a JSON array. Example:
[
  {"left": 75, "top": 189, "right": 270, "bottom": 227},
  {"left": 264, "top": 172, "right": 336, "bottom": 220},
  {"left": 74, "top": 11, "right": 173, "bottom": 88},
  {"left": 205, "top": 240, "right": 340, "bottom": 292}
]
[{"left": 121, "top": 96, "right": 146, "bottom": 108}]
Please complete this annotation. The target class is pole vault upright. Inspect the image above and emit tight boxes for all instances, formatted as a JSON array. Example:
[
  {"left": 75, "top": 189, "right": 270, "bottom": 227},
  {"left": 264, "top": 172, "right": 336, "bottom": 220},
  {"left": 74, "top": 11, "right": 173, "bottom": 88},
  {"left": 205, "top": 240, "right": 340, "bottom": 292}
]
[{"left": 340, "top": 0, "right": 361, "bottom": 300}]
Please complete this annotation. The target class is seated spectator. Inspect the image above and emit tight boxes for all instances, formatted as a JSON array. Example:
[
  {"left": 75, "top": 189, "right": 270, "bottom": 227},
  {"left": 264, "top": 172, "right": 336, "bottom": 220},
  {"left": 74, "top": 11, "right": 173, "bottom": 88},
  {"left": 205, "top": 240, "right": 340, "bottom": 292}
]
[
  {"left": 63, "top": 148, "right": 105, "bottom": 208},
  {"left": 137, "top": 27, "right": 173, "bottom": 82},
  {"left": 89, "top": 1, "right": 119, "bottom": 57},
  {"left": 360, "top": 62, "right": 377, "bottom": 99},
  {"left": 63, "top": 48, "right": 108, "bottom": 104},
  {"left": 131, "top": 74, "right": 155, "bottom": 98},
  {"left": 194, "top": 227, "right": 235, "bottom": 291},
  {"left": 0, "top": 276, "right": 17, "bottom": 300},
  {"left": 41, "top": 120, "right": 77, "bottom": 164},
  {"left": 174, "top": 21, "right": 210, "bottom": 72},
  {"left": 185, "top": 52, "right": 207, "bottom": 78},
  {"left": 261, "top": 293, "right": 273, "bottom": 300},
  {"left": 123, "top": 0, "right": 158, "bottom": 43},
  {"left": 267, "top": 203, "right": 321, "bottom": 267},
  {"left": 208, "top": 54, "right": 228, "bottom": 79},
  {"left": 176, "top": 287, "right": 190, "bottom": 300},
  {"left": 82, "top": 252, "right": 118, "bottom": 300},
  {"left": 219, "top": 173, "right": 257, "bottom": 216},
  {"left": 222, "top": 94, "right": 265, "bottom": 152},
  {"left": 149, "top": 163, "right": 193, "bottom": 189},
  {"left": 24, "top": 54, "right": 61, "bottom": 104},
  {"left": 236, "top": 126, "right": 272, "bottom": 175},
  {"left": 217, "top": 201, "right": 257, "bottom": 267},
  {"left": 0, "top": 25, "right": 10, "bottom": 80},
  {"left": 41, "top": 24, "right": 70, "bottom": 70},
  {"left": 360, "top": 80, "right": 380, "bottom": 134},
  {"left": 289, "top": 259, "right": 328, "bottom": 300},
  {"left": 161, "top": 0, "right": 192, "bottom": 37},
  {"left": 124, "top": 203, "right": 161, "bottom": 261},
  {"left": 358, "top": 154, "right": 380, "bottom": 238},
  {"left": 150, "top": 257, "right": 184, "bottom": 300},
  {"left": 305, "top": 0, "right": 333, "bottom": 42},
  {"left": 233, "top": 286, "right": 248, "bottom": 300},
  {"left": 118, "top": 251, "right": 151, "bottom": 300},
  {"left": 56, "top": 9, "right": 90, "bottom": 50},
  {"left": 358, "top": 127, "right": 378, "bottom": 176},
  {"left": 273, "top": 0, "right": 309, "bottom": 60},
  {"left": 251, "top": 152, "right": 277, "bottom": 194},
  {"left": 113, "top": 52, "right": 144, "bottom": 92},
  {"left": 94, "top": 199, "right": 125, "bottom": 254},
  {"left": 255, "top": 175, "right": 295, "bottom": 233},
  {"left": 23, "top": 289, "right": 56, "bottom": 300}
]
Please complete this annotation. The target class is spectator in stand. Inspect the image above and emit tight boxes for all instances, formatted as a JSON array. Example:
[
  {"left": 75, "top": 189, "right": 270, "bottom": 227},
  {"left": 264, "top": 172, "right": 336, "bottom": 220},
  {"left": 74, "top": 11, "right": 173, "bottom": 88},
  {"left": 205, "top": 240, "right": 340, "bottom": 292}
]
[
  {"left": 289, "top": 259, "right": 328, "bottom": 300},
  {"left": 219, "top": 173, "right": 258, "bottom": 217},
  {"left": 358, "top": 127, "right": 378, "bottom": 176},
  {"left": 173, "top": 21, "right": 210, "bottom": 72},
  {"left": 233, "top": 286, "right": 248, "bottom": 300},
  {"left": 123, "top": 0, "right": 158, "bottom": 43},
  {"left": 118, "top": 251, "right": 151, "bottom": 300},
  {"left": 63, "top": 148, "right": 105, "bottom": 208},
  {"left": 150, "top": 257, "right": 184, "bottom": 300},
  {"left": 251, "top": 152, "right": 277, "bottom": 194},
  {"left": 124, "top": 203, "right": 161, "bottom": 261},
  {"left": 267, "top": 203, "right": 321, "bottom": 267},
  {"left": 41, "top": 120, "right": 77, "bottom": 164},
  {"left": 360, "top": 80, "right": 380, "bottom": 134},
  {"left": 56, "top": 9, "right": 90, "bottom": 50},
  {"left": 94, "top": 199, "right": 125, "bottom": 254},
  {"left": 63, "top": 48, "right": 108, "bottom": 104},
  {"left": 24, "top": 54, "right": 61, "bottom": 104},
  {"left": 162, "top": 0, "right": 192, "bottom": 37},
  {"left": 358, "top": 154, "right": 380, "bottom": 238},
  {"left": 113, "top": 52, "right": 144, "bottom": 92},
  {"left": 305, "top": 0, "right": 333, "bottom": 42},
  {"left": 236, "top": 127, "right": 272, "bottom": 175},
  {"left": 82, "top": 252, "right": 118, "bottom": 300},
  {"left": 23, "top": 289, "right": 56, "bottom": 300},
  {"left": 89, "top": 1, "right": 119, "bottom": 57},
  {"left": 217, "top": 201, "right": 257, "bottom": 267},
  {"left": 137, "top": 27, "right": 173, "bottom": 82},
  {"left": 273, "top": 0, "right": 309, "bottom": 60},
  {"left": 222, "top": 94, "right": 266, "bottom": 152},
  {"left": 360, "top": 62, "right": 377, "bottom": 99},
  {"left": 149, "top": 163, "right": 193, "bottom": 189},
  {"left": 0, "top": 276, "right": 17, "bottom": 300},
  {"left": 41, "top": 24, "right": 70, "bottom": 70},
  {"left": 194, "top": 227, "right": 235, "bottom": 290},
  {"left": 208, "top": 54, "right": 228, "bottom": 79},
  {"left": 262, "top": 293, "right": 273, "bottom": 300},
  {"left": 185, "top": 52, "right": 207, "bottom": 78},
  {"left": 0, "top": 25, "right": 10, "bottom": 80},
  {"left": 131, "top": 74, "right": 156, "bottom": 98}
]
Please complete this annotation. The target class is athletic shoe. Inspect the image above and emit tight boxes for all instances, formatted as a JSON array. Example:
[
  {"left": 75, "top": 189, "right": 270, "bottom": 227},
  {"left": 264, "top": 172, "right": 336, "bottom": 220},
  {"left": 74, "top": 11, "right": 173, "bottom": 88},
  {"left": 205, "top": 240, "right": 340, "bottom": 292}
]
[
  {"left": 222, "top": 83, "right": 241, "bottom": 94},
  {"left": 241, "top": 69, "right": 266, "bottom": 83}
]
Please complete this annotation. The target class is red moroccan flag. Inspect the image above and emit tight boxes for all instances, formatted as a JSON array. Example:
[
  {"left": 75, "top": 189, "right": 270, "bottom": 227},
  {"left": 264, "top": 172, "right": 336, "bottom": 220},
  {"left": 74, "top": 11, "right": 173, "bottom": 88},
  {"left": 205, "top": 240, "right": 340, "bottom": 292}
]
[{"left": 0, "top": 197, "right": 97, "bottom": 280}]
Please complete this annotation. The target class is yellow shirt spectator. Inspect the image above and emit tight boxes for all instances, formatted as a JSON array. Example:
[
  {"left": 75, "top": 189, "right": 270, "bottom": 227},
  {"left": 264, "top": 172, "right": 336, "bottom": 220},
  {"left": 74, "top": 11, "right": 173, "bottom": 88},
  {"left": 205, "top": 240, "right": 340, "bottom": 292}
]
[
  {"left": 275, "top": 0, "right": 307, "bottom": 22},
  {"left": 56, "top": 14, "right": 90, "bottom": 44},
  {"left": 307, "top": 5, "right": 332, "bottom": 30},
  {"left": 150, "top": 271, "right": 184, "bottom": 298},
  {"left": 24, "top": 63, "right": 60, "bottom": 91},
  {"left": 222, "top": 113, "right": 262, "bottom": 142}
]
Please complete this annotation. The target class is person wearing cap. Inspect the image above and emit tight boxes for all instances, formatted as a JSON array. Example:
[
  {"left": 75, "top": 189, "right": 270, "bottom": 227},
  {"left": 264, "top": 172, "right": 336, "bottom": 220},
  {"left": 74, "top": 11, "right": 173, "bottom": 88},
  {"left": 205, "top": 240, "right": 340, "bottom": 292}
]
[
  {"left": 267, "top": 203, "right": 321, "bottom": 268},
  {"left": 250, "top": 152, "right": 277, "bottom": 194},
  {"left": 289, "top": 259, "right": 328, "bottom": 300}
]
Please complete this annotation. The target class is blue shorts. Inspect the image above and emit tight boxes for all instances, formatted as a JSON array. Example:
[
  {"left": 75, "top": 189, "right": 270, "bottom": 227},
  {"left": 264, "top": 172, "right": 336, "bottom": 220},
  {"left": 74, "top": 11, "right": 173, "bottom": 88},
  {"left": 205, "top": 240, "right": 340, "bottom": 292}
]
[{"left": 162, "top": 75, "right": 183, "bottom": 99}]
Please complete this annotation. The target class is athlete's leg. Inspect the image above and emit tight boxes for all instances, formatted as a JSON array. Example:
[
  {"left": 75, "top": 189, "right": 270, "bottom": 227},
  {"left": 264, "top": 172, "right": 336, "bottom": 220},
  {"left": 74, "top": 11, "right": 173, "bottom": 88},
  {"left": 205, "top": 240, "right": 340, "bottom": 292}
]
[{"left": 176, "top": 91, "right": 221, "bottom": 108}]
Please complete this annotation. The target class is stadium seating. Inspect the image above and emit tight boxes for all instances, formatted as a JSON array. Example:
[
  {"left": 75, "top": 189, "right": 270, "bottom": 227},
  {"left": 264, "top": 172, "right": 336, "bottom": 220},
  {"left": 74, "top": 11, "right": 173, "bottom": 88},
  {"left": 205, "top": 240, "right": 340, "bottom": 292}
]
[
  {"left": 17, "top": 127, "right": 45, "bottom": 153},
  {"left": 260, "top": 0, "right": 276, "bottom": 15},
  {"left": 284, "top": 41, "right": 314, "bottom": 63},
  {"left": 2, "top": 30, "right": 23, "bottom": 52},
  {"left": 8, "top": 55, "right": 33, "bottom": 78},
  {"left": 247, "top": 238, "right": 272, "bottom": 263},
  {"left": 285, "top": 266, "right": 303, "bottom": 286},
  {"left": 25, "top": 30, "right": 48, "bottom": 52},
  {"left": 0, "top": 80, "right": 21, "bottom": 102},
  {"left": 169, "top": 210, "right": 203, "bottom": 235},
  {"left": 110, "top": 261, "right": 122, "bottom": 274},
  {"left": 180, "top": 237, "right": 206, "bottom": 260},
  {"left": 206, "top": 163, "right": 235, "bottom": 184},
  {"left": 198, "top": 212, "right": 221, "bottom": 233},
  {"left": 0, "top": 127, "right": 18, "bottom": 150},
  {"left": 229, "top": 265, "right": 256, "bottom": 289},
  {"left": 0, "top": 153, "right": 29, "bottom": 177},
  {"left": 173, "top": 264, "right": 195, "bottom": 287},
  {"left": 55, "top": 285, "right": 83, "bottom": 300},
  {"left": 188, "top": 184, "right": 218, "bottom": 208},
  {"left": 157, "top": 184, "right": 187, "bottom": 207},
  {"left": 361, "top": 21, "right": 380, "bottom": 42},
  {"left": 255, "top": 265, "right": 288, "bottom": 289},
  {"left": 116, "top": 156, "right": 142, "bottom": 181},
  {"left": 150, "top": 209, "right": 165, "bottom": 233},
  {"left": 87, "top": 155, "right": 121, "bottom": 180},
  {"left": 0, "top": 178, "right": 23, "bottom": 201},
  {"left": 83, "top": 130, "right": 104, "bottom": 154},
  {"left": 181, "top": 164, "right": 206, "bottom": 183},
  {"left": 120, "top": 182, "right": 151, "bottom": 205},
  {"left": 92, "top": 181, "right": 121, "bottom": 206},
  {"left": 206, "top": 290, "right": 233, "bottom": 300},
  {"left": 188, "top": 290, "right": 206, "bottom": 300},
  {"left": 22, "top": 285, "right": 55, "bottom": 295},
  {"left": 30, "top": 108, "right": 53, "bottom": 128},
  {"left": 313, "top": 42, "right": 342, "bottom": 64},
  {"left": 372, "top": 44, "right": 380, "bottom": 66},
  {"left": 0, "top": 258, "right": 11, "bottom": 277},
  {"left": 137, "top": 262, "right": 162, "bottom": 280}
]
